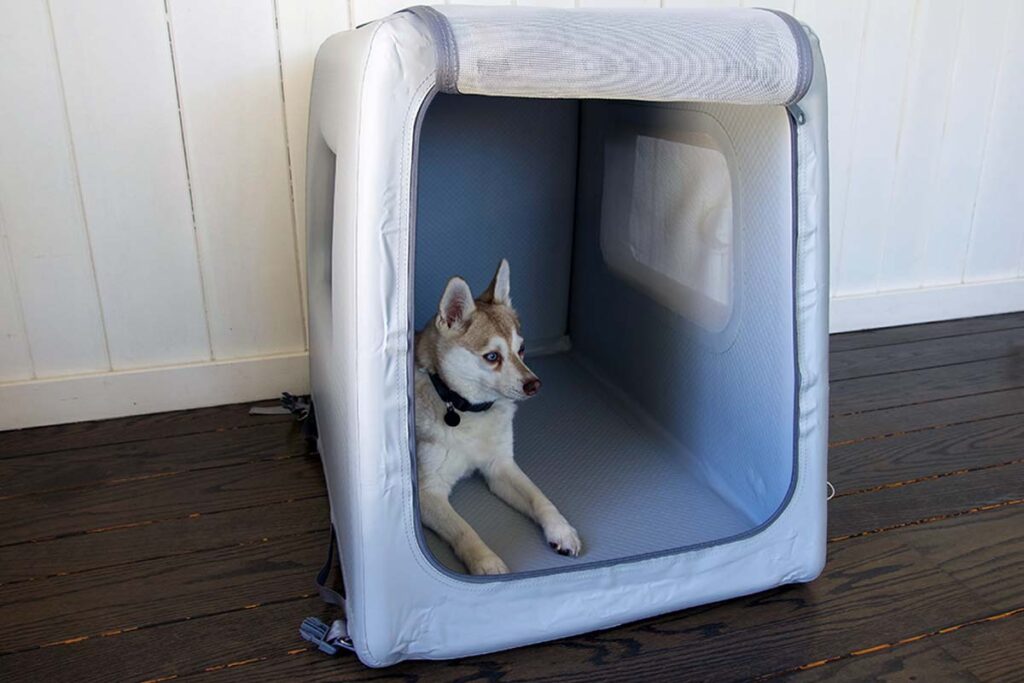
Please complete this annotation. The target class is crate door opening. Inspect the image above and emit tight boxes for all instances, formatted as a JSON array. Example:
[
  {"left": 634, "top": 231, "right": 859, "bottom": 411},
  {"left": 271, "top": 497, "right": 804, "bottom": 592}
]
[{"left": 414, "top": 94, "right": 798, "bottom": 576}]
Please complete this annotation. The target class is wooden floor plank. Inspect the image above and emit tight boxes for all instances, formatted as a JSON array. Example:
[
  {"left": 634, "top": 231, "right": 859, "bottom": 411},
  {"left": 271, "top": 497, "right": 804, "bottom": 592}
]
[
  {"left": 0, "top": 496, "right": 328, "bottom": 584},
  {"left": 829, "top": 311, "right": 1024, "bottom": 352},
  {"left": 831, "top": 326, "right": 1024, "bottom": 381},
  {"left": 828, "top": 412, "right": 1024, "bottom": 493},
  {"left": 5, "top": 506, "right": 1015, "bottom": 683},
  {"left": 0, "top": 400, "right": 289, "bottom": 459},
  {"left": 0, "top": 597, "right": 323, "bottom": 682},
  {"left": 0, "top": 532, "right": 323, "bottom": 655},
  {"left": 0, "top": 422, "right": 310, "bottom": 498},
  {"left": 830, "top": 355, "right": 1024, "bottom": 416},
  {"left": 781, "top": 607, "right": 1023, "bottom": 682},
  {"left": 827, "top": 464, "right": 1023, "bottom": 541},
  {"left": 830, "top": 386, "right": 1024, "bottom": 444},
  {"left": 0, "top": 532, "right": 322, "bottom": 654},
  {"left": 907, "top": 505, "right": 1024, "bottom": 613},
  {"left": 942, "top": 609, "right": 1024, "bottom": 682},
  {"left": 0, "top": 457, "right": 325, "bottom": 546},
  {"left": 784, "top": 645, "right": 979, "bottom": 682}
]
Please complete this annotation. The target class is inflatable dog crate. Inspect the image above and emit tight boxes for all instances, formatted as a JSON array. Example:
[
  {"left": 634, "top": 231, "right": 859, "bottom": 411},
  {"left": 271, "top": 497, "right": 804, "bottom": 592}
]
[{"left": 306, "top": 5, "right": 829, "bottom": 666}]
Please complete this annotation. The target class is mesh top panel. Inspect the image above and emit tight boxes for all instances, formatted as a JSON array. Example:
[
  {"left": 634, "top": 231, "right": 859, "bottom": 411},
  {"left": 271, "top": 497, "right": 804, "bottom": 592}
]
[{"left": 433, "top": 6, "right": 809, "bottom": 104}]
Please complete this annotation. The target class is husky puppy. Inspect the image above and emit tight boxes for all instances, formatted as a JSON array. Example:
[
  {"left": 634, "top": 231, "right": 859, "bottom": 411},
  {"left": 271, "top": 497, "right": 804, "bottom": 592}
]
[{"left": 414, "top": 259, "right": 581, "bottom": 575}]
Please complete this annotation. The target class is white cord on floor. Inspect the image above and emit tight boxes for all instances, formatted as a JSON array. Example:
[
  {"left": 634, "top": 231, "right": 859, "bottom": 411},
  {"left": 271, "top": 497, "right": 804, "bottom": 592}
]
[{"left": 826, "top": 481, "right": 836, "bottom": 501}]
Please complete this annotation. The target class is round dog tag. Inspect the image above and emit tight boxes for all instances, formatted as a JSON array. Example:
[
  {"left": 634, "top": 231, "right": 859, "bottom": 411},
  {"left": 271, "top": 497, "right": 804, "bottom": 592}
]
[{"left": 444, "top": 407, "right": 461, "bottom": 427}]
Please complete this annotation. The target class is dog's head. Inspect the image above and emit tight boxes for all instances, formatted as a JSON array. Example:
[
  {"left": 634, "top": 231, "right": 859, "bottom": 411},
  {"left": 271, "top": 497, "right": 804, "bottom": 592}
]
[{"left": 432, "top": 259, "right": 541, "bottom": 404}]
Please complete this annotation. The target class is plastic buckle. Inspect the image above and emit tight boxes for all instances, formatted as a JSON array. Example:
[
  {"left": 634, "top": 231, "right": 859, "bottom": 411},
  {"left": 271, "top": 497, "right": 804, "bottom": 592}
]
[{"left": 299, "top": 617, "right": 352, "bottom": 656}]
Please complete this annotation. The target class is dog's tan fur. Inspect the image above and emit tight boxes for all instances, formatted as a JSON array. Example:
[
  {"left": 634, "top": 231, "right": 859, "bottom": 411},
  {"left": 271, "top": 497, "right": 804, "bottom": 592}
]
[{"left": 414, "top": 259, "right": 581, "bottom": 575}]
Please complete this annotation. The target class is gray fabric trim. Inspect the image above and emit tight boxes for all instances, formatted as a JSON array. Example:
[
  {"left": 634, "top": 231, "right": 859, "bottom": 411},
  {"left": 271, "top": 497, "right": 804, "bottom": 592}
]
[
  {"left": 402, "top": 6, "right": 459, "bottom": 93},
  {"left": 761, "top": 9, "right": 814, "bottom": 105}
]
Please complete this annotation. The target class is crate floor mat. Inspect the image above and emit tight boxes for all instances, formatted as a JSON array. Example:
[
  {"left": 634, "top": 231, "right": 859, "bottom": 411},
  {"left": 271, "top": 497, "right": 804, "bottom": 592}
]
[{"left": 426, "top": 352, "right": 755, "bottom": 574}]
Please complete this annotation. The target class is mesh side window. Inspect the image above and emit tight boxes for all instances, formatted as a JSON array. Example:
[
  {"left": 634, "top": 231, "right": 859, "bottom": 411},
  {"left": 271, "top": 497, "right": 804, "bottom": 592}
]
[{"left": 600, "top": 111, "right": 737, "bottom": 333}]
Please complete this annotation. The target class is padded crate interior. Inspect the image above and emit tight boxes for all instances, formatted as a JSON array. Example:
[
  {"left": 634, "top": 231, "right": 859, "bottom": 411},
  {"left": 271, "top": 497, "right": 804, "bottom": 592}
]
[{"left": 414, "top": 93, "right": 797, "bottom": 574}]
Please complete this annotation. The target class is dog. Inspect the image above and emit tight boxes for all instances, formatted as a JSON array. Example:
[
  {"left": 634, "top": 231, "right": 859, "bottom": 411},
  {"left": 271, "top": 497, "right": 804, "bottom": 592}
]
[{"left": 414, "top": 259, "right": 581, "bottom": 575}]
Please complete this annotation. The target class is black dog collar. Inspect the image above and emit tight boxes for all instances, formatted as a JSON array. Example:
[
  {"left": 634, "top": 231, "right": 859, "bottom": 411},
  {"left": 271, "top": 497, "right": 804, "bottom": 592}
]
[{"left": 428, "top": 372, "right": 494, "bottom": 427}]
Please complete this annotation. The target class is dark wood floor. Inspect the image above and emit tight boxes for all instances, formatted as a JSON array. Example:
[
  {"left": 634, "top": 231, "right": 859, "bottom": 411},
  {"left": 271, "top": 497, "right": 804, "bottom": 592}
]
[{"left": 1, "top": 313, "right": 1022, "bottom": 682}]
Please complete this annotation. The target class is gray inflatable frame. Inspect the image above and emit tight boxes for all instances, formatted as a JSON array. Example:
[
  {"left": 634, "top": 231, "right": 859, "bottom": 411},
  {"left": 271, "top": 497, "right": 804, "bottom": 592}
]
[{"left": 306, "top": 5, "right": 829, "bottom": 666}]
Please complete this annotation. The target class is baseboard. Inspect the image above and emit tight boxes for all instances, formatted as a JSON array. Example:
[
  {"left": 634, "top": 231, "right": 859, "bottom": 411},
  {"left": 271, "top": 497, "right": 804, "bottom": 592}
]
[
  {"left": 830, "top": 278, "right": 1024, "bottom": 333},
  {"left": 0, "top": 352, "right": 310, "bottom": 430}
]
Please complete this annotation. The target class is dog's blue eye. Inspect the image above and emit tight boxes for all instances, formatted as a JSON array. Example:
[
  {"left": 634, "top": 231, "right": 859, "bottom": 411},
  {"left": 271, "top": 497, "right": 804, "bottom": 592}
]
[{"left": 483, "top": 351, "right": 500, "bottom": 363}]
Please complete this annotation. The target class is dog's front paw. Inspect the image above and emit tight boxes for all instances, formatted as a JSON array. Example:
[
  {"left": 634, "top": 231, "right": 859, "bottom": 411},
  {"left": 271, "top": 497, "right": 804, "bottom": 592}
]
[
  {"left": 545, "top": 518, "right": 582, "bottom": 557},
  {"left": 466, "top": 551, "right": 510, "bottom": 576}
]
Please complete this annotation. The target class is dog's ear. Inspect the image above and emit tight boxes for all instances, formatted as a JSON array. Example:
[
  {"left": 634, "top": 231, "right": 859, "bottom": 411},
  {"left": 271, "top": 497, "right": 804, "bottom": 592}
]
[
  {"left": 437, "top": 277, "right": 475, "bottom": 333},
  {"left": 480, "top": 258, "right": 511, "bottom": 305}
]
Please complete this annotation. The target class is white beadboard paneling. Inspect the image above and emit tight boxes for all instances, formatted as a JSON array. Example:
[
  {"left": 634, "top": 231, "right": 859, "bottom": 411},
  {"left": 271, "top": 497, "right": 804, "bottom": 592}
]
[
  {"left": 49, "top": 0, "right": 211, "bottom": 370},
  {"left": 1, "top": 0, "right": 1024, "bottom": 431},
  {"left": 876, "top": 0, "right": 962, "bottom": 291},
  {"left": 0, "top": 231, "right": 33, "bottom": 381},
  {"left": 793, "top": 0, "right": 869, "bottom": 293},
  {"left": 920, "top": 0, "right": 1011, "bottom": 287},
  {"left": 833, "top": 0, "right": 916, "bottom": 296},
  {"left": 0, "top": 0, "right": 110, "bottom": 377},
  {"left": 275, "top": 0, "right": 350, "bottom": 330},
  {"left": 963, "top": 1, "right": 1024, "bottom": 284},
  {"left": 0, "top": 352, "right": 309, "bottom": 430},
  {"left": 167, "top": 0, "right": 305, "bottom": 359}
]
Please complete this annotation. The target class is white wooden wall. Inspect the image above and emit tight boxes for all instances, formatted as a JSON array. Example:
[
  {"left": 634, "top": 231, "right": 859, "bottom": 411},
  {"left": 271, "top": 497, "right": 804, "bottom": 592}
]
[{"left": 1, "top": 0, "right": 1022, "bottom": 428}]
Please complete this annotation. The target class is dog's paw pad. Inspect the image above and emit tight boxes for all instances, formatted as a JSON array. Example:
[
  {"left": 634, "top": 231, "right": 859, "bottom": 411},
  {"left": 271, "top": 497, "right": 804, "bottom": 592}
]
[
  {"left": 545, "top": 521, "right": 582, "bottom": 558},
  {"left": 467, "top": 554, "right": 510, "bottom": 575}
]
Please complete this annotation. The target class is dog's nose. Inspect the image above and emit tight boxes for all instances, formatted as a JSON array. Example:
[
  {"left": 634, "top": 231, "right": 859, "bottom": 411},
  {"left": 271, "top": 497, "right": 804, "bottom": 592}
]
[{"left": 523, "top": 378, "right": 542, "bottom": 396}]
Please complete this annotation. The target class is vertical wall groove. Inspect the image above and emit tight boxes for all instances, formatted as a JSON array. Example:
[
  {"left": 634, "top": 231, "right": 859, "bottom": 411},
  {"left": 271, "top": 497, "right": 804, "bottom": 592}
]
[
  {"left": 871, "top": 0, "right": 919, "bottom": 293},
  {"left": 959, "top": 4, "right": 1013, "bottom": 284},
  {"left": 832, "top": 0, "right": 872, "bottom": 292},
  {"left": 271, "top": 0, "right": 309, "bottom": 349},
  {"left": 0, "top": 201, "right": 37, "bottom": 379},
  {"left": 43, "top": 0, "right": 113, "bottom": 372},
  {"left": 162, "top": 0, "right": 215, "bottom": 362},
  {"left": 907, "top": 0, "right": 961, "bottom": 290},
  {"left": 914, "top": 5, "right": 964, "bottom": 290}
]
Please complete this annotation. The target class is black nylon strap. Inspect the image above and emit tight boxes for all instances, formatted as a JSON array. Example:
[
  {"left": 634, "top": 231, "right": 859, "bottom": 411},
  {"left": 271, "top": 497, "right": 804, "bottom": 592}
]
[
  {"left": 428, "top": 372, "right": 494, "bottom": 413},
  {"left": 316, "top": 527, "right": 345, "bottom": 607}
]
